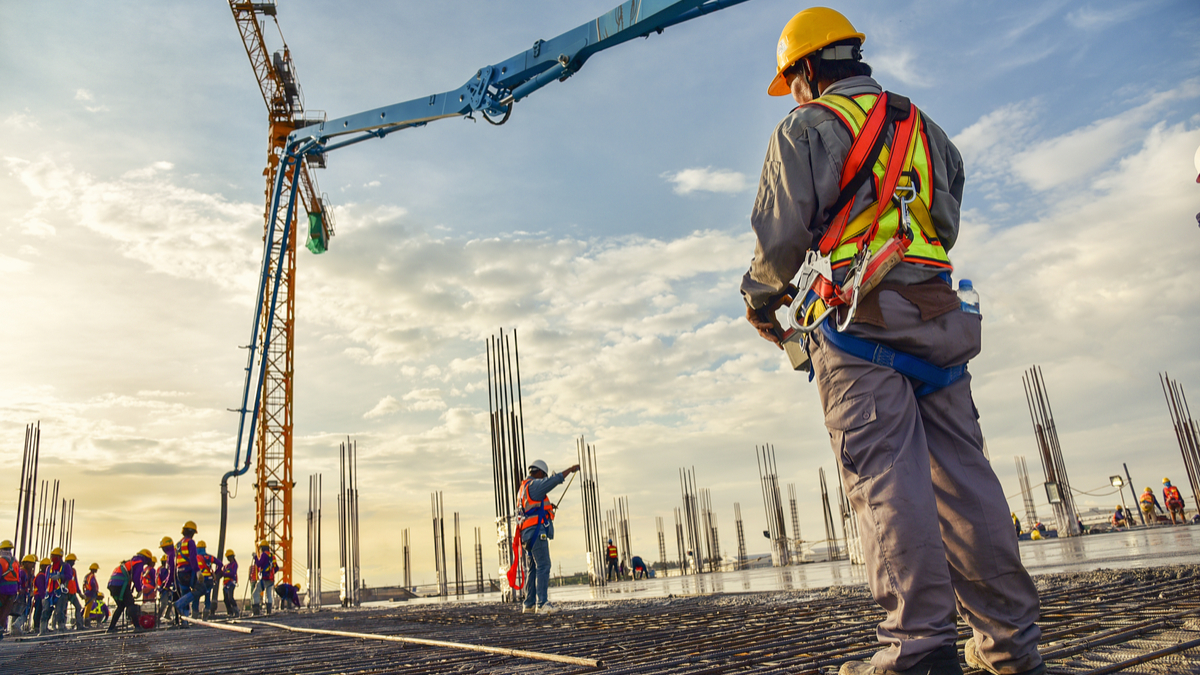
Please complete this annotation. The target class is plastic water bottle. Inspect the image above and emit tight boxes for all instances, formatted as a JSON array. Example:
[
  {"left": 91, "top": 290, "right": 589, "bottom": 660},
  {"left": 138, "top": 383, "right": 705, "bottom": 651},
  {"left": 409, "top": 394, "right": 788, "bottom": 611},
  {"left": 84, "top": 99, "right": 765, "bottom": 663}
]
[{"left": 957, "top": 279, "right": 981, "bottom": 315}]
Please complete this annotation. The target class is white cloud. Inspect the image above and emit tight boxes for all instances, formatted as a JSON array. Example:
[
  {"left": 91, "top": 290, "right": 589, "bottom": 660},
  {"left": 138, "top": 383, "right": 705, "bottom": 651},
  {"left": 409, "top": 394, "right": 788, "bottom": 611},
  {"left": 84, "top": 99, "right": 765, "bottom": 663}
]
[
  {"left": 403, "top": 388, "right": 447, "bottom": 412},
  {"left": 75, "top": 89, "right": 94, "bottom": 102},
  {"left": 661, "top": 167, "right": 749, "bottom": 195},
  {"left": 1065, "top": 3, "right": 1147, "bottom": 30},
  {"left": 871, "top": 49, "right": 933, "bottom": 89},
  {"left": 363, "top": 395, "right": 402, "bottom": 419},
  {"left": 3, "top": 112, "right": 40, "bottom": 130}
]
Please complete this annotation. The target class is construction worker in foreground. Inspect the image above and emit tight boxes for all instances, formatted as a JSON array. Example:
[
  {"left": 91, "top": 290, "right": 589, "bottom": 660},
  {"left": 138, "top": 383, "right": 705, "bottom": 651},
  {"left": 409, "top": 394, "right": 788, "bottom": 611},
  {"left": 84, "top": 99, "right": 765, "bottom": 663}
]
[
  {"left": 605, "top": 539, "right": 620, "bottom": 581},
  {"left": 252, "top": 540, "right": 278, "bottom": 615},
  {"left": 0, "top": 541, "right": 19, "bottom": 639},
  {"left": 13, "top": 555, "right": 36, "bottom": 635},
  {"left": 1163, "top": 478, "right": 1186, "bottom": 524},
  {"left": 107, "top": 550, "right": 152, "bottom": 633},
  {"left": 742, "top": 9, "right": 1043, "bottom": 675},
  {"left": 80, "top": 563, "right": 100, "bottom": 628},
  {"left": 31, "top": 558, "right": 50, "bottom": 634},
  {"left": 1140, "top": 488, "right": 1164, "bottom": 525},
  {"left": 221, "top": 549, "right": 239, "bottom": 617},
  {"left": 515, "top": 459, "right": 580, "bottom": 615},
  {"left": 56, "top": 553, "right": 84, "bottom": 629},
  {"left": 85, "top": 592, "right": 110, "bottom": 627},
  {"left": 174, "top": 521, "right": 201, "bottom": 620}
]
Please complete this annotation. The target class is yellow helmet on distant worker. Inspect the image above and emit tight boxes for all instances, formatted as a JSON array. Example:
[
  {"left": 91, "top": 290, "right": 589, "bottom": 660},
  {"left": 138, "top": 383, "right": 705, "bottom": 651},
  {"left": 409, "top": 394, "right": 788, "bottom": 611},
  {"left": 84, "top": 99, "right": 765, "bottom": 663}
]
[
  {"left": 137, "top": 549, "right": 154, "bottom": 561},
  {"left": 161, "top": 554, "right": 169, "bottom": 563},
  {"left": 22, "top": 555, "right": 37, "bottom": 564},
  {"left": 182, "top": 520, "right": 198, "bottom": 532},
  {"left": 226, "top": 549, "right": 236, "bottom": 558},
  {"left": 0, "top": 540, "right": 12, "bottom": 549},
  {"left": 1163, "top": 477, "right": 1171, "bottom": 484},
  {"left": 51, "top": 546, "right": 63, "bottom": 557},
  {"left": 768, "top": 7, "right": 865, "bottom": 96},
  {"left": 1030, "top": 530, "right": 1043, "bottom": 541},
  {"left": 197, "top": 540, "right": 207, "bottom": 549},
  {"left": 65, "top": 553, "right": 77, "bottom": 562},
  {"left": 258, "top": 540, "right": 269, "bottom": 549},
  {"left": 89, "top": 563, "right": 99, "bottom": 571},
  {"left": 159, "top": 536, "right": 174, "bottom": 548},
  {"left": 1145, "top": 487, "right": 1153, "bottom": 492},
  {"left": 40, "top": 558, "right": 51, "bottom": 566}
]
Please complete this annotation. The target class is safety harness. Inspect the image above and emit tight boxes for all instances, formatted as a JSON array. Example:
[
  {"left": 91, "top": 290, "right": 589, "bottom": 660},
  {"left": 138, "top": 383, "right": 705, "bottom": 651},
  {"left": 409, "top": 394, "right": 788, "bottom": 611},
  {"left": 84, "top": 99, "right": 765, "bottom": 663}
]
[
  {"left": 779, "top": 90, "right": 966, "bottom": 397},
  {"left": 506, "top": 478, "right": 555, "bottom": 590}
]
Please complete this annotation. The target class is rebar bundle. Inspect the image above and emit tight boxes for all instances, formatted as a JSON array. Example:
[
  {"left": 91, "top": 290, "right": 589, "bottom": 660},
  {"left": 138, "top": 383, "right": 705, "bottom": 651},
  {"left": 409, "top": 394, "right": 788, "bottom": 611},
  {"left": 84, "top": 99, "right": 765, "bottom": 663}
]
[
  {"left": 673, "top": 507, "right": 686, "bottom": 575},
  {"left": 700, "top": 489, "right": 720, "bottom": 572},
  {"left": 787, "top": 483, "right": 802, "bottom": 563},
  {"left": 756, "top": 445, "right": 790, "bottom": 566},
  {"left": 474, "top": 527, "right": 484, "bottom": 594},
  {"left": 402, "top": 528, "right": 412, "bottom": 590},
  {"left": 453, "top": 512, "right": 464, "bottom": 596},
  {"left": 656, "top": 516, "right": 667, "bottom": 569},
  {"left": 306, "top": 473, "right": 322, "bottom": 609},
  {"left": 733, "top": 502, "right": 747, "bottom": 570},
  {"left": 13, "top": 422, "right": 41, "bottom": 560},
  {"left": 678, "top": 467, "right": 712, "bottom": 574},
  {"left": 337, "top": 438, "right": 361, "bottom": 606},
  {"left": 819, "top": 468, "right": 842, "bottom": 561},
  {"left": 487, "top": 329, "right": 528, "bottom": 601},
  {"left": 431, "top": 492, "right": 448, "bottom": 597},
  {"left": 1161, "top": 373, "right": 1200, "bottom": 515},
  {"left": 577, "top": 437, "right": 605, "bottom": 586},
  {"left": 612, "top": 496, "right": 632, "bottom": 572},
  {"left": 1023, "top": 366, "right": 1081, "bottom": 536},
  {"left": 1016, "top": 455, "right": 1039, "bottom": 529}
]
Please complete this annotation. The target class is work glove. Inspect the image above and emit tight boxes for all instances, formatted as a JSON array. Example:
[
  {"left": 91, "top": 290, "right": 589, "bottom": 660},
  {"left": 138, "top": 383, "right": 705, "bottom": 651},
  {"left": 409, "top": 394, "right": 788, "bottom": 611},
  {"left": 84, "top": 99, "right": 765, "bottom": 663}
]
[{"left": 745, "top": 292, "right": 793, "bottom": 350}]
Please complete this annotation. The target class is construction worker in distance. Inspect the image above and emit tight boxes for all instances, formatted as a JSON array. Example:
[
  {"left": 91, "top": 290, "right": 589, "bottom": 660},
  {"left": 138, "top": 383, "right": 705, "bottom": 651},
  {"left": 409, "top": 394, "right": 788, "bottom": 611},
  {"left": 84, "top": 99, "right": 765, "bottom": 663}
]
[
  {"left": 80, "top": 563, "right": 100, "bottom": 628},
  {"left": 1011, "top": 513, "right": 1021, "bottom": 535},
  {"left": 1111, "top": 505, "right": 1129, "bottom": 530},
  {"left": 107, "top": 550, "right": 152, "bottom": 633},
  {"left": 605, "top": 539, "right": 620, "bottom": 581},
  {"left": 158, "top": 536, "right": 177, "bottom": 623},
  {"left": 1163, "top": 478, "right": 1186, "bottom": 524},
  {"left": 84, "top": 591, "right": 110, "bottom": 627},
  {"left": 513, "top": 459, "right": 580, "bottom": 615},
  {"left": 195, "top": 540, "right": 218, "bottom": 618},
  {"left": 1140, "top": 487, "right": 1164, "bottom": 526},
  {"left": 174, "top": 521, "right": 201, "bottom": 620},
  {"left": 630, "top": 555, "right": 649, "bottom": 580},
  {"left": 252, "top": 540, "right": 278, "bottom": 615},
  {"left": 13, "top": 555, "right": 37, "bottom": 635},
  {"left": 0, "top": 541, "right": 19, "bottom": 640},
  {"left": 141, "top": 555, "right": 157, "bottom": 605},
  {"left": 221, "top": 549, "right": 239, "bottom": 617},
  {"left": 274, "top": 580, "right": 301, "bottom": 610},
  {"left": 742, "top": 9, "right": 1043, "bottom": 675}
]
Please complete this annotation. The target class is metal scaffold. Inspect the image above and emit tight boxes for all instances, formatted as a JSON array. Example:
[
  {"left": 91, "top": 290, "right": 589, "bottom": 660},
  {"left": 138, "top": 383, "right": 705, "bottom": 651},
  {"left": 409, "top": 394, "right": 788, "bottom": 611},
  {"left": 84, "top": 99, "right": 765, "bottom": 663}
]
[
  {"left": 337, "top": 438, "right": 361, "bottom": 606},
  {"left": 578, "top": 437, "right": 605, "bottom": 586},
  {"left": 756, "top": 445, "right": 790, "bottom": 566},
  {"left": 306, "top": 473, "right": 322, "bottom": 609},
  {"left": 487, "top": 329, "right": 528, "bottom": 602},
  {"left": 1023, "top": 365, "right": 1081, "bottom": 536},
  {"left": 1161, "top": 372, "right": 1200, "bottom": 515},
  {"left": 819, "top": 467, "right": 843, "bottom": 561}
]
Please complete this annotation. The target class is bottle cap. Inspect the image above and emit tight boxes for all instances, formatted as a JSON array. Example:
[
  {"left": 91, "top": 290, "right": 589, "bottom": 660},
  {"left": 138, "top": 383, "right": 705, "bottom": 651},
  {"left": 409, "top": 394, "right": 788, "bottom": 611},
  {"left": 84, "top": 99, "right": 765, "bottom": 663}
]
[{"left": 958, "top": 279, "right": 973, "bottom": 289}]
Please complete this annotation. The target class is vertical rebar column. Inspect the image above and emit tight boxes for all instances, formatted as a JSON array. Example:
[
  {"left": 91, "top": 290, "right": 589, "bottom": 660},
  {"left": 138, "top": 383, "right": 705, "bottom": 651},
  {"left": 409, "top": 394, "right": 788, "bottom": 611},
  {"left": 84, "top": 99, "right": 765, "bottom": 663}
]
[
  {"left": 757, "top": 445, "right": 790, "bottom": 566},
  {"left": 1015, "top": 456, "right": 1039, "bottom": 529},
  {"left": 673, "top": 507, "right": 686, "bottom": 575},
  {"left": 616, "top": 496, "right": 632, "bottom": 573},
  {"left": 487, "top": 329, "right": 531, "bottom": 602},
  {"left": 474, "top": 527, "right": 483, "bottom": 594},
  {"left": 656, "top": 516, "right": 667, "bottom": 569},
  {"left": 337, "top": 439, "right": 360, "bottom": 606},
  {"left": 1023, "top": 366, "right": 1080, "bottom": 535},
  {"left": 734, "top": 502, "right": 746, "bottom": 570},
  {"left": 402, "top": 528, "right": 411, "bottom": 590},
  {"left": 1161, "top": 373, "right": 1200, "bottom": 515},
  {"left": 578, "top": 437, "right": 605, "bottom": 586},
  {"left": 788, "top": 483, "right": 801, "bottom": 563},
  {"left": 431, "top": 492, "right": 448, "bottom": 597},
  {"left": 678, "top": 468, "right": 708, "bottom": 574},
  {"left": 453, "top": 512, "right": 464, "bottom": 596},
  {"left": 819, "top": 468, "right": 841, "bottom": 561}
]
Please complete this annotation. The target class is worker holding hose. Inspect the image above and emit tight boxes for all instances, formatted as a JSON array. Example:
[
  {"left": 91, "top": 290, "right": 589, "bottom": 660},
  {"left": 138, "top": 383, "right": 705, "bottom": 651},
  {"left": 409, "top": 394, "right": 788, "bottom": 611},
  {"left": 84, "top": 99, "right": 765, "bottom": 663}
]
[
  {"left": 742, "top": 8, "right": 1043, "bottom": 675},
  {"left": 515, "top": 459, "right": 579, "bottom": 615}
]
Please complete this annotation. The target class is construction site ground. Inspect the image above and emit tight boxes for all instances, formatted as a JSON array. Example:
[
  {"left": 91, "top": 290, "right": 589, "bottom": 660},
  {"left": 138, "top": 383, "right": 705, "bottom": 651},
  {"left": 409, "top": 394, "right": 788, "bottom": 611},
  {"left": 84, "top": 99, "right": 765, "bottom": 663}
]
[{"left": 6, "top": 554, "right": 1200, "bottom": 673}]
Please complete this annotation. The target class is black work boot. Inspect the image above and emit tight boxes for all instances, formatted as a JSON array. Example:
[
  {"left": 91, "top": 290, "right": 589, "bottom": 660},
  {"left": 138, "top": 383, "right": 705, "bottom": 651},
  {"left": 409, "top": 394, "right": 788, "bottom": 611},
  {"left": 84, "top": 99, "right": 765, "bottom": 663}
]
[
  {"left": 839, "top": 645, "right": 963, "bottom": 675},
  {"left": 252, "top": 604, "right": 260, "bottom": 616}
]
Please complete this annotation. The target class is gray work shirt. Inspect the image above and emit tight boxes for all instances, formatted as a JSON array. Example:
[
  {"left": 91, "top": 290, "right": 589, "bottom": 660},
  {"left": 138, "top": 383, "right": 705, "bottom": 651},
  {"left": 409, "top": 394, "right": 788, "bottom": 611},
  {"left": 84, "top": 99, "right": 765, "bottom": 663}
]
[
  {"left": 740, "top": 76, "right": 965, "bottom": 310},
  {"left": 519, "top": 472, "right": 565, "bottom": 544}
]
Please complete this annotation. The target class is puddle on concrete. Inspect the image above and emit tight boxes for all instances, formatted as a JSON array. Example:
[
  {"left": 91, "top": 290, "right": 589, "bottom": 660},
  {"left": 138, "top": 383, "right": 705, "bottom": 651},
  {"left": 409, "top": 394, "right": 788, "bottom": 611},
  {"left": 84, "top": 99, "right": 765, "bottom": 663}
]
[{"left": 370, "top": 525, "right": 1200, "bottom": 607}]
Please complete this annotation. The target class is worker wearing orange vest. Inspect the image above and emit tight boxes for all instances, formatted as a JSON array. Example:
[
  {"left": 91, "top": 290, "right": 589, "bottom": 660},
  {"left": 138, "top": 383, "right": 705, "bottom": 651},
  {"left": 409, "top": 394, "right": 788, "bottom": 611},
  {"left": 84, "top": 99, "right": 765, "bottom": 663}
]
[
  {"left": 141, "top": 556, "right": 157, "bottom": 603},
  {"left": 81, "top": 563, "right": 100, "bottom": 628},
  {"left": 1140, "top": 488, "right": 1164, "bottom": 525},
  {"left": 742, "top": 9, "right": 1042, "bottom": 675},
  {"left": 605, "top": 539, "right": 620, "bottom": 581},
  {"left": 511, "top": 459, "right": 579, "bottom": 615},
  {"left": 173, "top": 521, "right": 201, "bottom": 619},
  {"left": 107, "top": 550, "right": 152, "bottom": 634},
  {"left": 39, "top": 547, "right": 65, "bottom": 634},
  {"left": 1163, "top": 478, "right": 1186, "bottom": 524},
  {"left": 55, "top": 552, "right": 84, "bottom": 630},
  {"left": 0, "top": 541, "right": 19, "bottom": 639}
]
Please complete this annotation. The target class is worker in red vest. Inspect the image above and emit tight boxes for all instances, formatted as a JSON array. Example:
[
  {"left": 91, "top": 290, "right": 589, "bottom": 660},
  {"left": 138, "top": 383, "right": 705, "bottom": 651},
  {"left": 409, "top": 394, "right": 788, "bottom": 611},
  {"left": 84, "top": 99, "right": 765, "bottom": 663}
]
[
  {"left": 0, "top": 541, "right": 19, "bottom": 639},
  {"left": 107, "top": 550, "right": 152, "bottom": 633},
  {"left": 141, "top": 556, "right": 157, "bottom": 603},
  {"left": 1140, "top": 488, "right": 1164, "bottom": 525},
  {"left": 155, "top": 554, "right": 174, "bottom": 622},
  {"left": 196, "top": 540, "right": 219, "bottom": 618},
  {"left": 1163, "top": 478, "right": 1186, "bottom": 524},
  {"left": 605, "top": 539, "right": 620, "bottom": 581},
  {"left": 742, "top": 9, "right": 1043, "bottom": 675},
  {"left": 514, "top": 459, "right": 579, "bottom": 615},
  {"left": 220, "top": 549, "right": 239, "bottom": 617}
]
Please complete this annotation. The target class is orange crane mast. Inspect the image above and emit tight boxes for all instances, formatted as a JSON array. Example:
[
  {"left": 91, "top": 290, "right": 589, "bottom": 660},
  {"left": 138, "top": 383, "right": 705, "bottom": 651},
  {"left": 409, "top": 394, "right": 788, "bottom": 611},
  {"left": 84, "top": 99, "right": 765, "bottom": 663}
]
[{"left": 228, "top": 0, "right": 333, "bottom": 584}]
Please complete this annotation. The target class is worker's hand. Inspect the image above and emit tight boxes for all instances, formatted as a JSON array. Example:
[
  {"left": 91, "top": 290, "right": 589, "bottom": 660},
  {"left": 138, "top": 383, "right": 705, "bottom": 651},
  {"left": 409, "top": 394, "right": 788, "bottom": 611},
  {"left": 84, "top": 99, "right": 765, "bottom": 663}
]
[
  {"left": 745, "top": 294, "right": 792, "bottom": 350},
  {"left": 563, "top": 464, "right": 581, "bottom": 475}
]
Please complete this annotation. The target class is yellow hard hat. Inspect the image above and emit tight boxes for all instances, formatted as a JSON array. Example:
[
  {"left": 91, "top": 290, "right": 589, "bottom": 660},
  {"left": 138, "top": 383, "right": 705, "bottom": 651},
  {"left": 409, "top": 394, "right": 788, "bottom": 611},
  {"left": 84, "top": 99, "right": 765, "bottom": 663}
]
[
  {"left": 1145, "top": 487, "right": 1153, "bottom": 492},
  {"left": 160, "top": 554, "right": 169, "bottom": 563},
  {"left": 98, "top": 591, "right": 105, "bottom": 598},
  {"left": 197, "top": 540, "right": 207, "bottom": 548},
  {"left": 0, "top": 540, "right": 12, "bottom": 549},
  {"left": 51, "top": 547, "right": 63, "bottom": 557},
  {"left": 1163, "top": 477, "right": 1171, "bottom": 484},
  {"left": 65, "top": 553, "right": 77, "bottom": 562},
  {"left": 40, "top": 558, "right": 51, "bottom": 566},
  {"left": 182, "top": 520, "right": 198, "bottom": 532},
  {"left": 160, "top": 536, "right": 174, "bottom": 548},
  {"left": 226, "top": 549, "right": 236, "bottom": 558},
  {"left": 1030, "top": 530, "right": 1043, "bottom": 540},
  {"left": 258, "top": 540, "right": 269, "bottom": 548},
  {"left": 89, "top": 563, "right": 99, "bottom": 571},
  {"left": 768, "top": 7, "right": 865, "bottom": 96},
  {"left": 137, "top": 549, "right": 154, "bottom": 561},
  {"left": 22, "top": 555, "right": 37, "bottom": 564}
]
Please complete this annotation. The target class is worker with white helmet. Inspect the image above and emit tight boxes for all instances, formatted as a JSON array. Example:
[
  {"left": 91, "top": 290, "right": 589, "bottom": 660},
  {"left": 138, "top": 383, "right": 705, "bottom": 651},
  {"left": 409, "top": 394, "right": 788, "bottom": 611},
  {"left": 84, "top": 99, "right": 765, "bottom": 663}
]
[
  {"left": 514, "top": 459, "right": 579, "bottom": 615},
  {"left": 743, "top": 8, "right": 1043, "bottom": 675}
]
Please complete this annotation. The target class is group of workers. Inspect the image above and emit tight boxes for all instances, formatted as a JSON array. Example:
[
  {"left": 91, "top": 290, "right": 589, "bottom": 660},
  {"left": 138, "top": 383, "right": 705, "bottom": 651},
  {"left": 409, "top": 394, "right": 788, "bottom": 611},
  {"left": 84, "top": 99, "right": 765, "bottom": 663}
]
[
  {"left": 602, "top": 540, "right": 652, "bottom": 581},
  {"left": 1112, "top": 478, "right": 1192, "bottom": 529},
  {"left": 0, "top": 520, "right": 300, "bottom": 638}
]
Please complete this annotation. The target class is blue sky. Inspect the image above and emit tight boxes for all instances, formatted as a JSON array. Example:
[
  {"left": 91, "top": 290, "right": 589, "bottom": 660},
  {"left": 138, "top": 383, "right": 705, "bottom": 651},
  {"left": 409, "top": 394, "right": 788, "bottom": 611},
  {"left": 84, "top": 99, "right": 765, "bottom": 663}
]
[{"left": 2, "top": 0, "right": 1199, "bottom": 587}]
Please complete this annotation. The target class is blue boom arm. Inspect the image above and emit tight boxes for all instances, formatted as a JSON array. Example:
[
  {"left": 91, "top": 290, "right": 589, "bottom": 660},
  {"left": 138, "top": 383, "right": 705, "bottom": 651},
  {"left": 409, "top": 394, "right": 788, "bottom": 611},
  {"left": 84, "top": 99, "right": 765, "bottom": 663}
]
[{"left": 218, "top": 0, "right": 753, "bottom": 556}]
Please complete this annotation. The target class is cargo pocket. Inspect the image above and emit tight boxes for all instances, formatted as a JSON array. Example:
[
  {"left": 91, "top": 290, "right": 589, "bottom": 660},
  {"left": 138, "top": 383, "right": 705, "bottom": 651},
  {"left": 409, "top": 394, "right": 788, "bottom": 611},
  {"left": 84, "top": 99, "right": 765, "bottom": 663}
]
[{"left": 825, "top": 392, "right": 886, "bottom": 481}]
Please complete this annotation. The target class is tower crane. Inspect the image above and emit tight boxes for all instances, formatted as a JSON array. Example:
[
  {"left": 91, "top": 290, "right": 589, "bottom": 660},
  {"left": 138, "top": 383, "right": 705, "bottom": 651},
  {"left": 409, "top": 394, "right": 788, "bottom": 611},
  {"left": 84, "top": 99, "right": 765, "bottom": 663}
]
[
  {"left": 227, "top": 0, "right": 334, "bottom": 584},
  {"left": 216, "top": 0, "right": 752, "bottom": 579}
]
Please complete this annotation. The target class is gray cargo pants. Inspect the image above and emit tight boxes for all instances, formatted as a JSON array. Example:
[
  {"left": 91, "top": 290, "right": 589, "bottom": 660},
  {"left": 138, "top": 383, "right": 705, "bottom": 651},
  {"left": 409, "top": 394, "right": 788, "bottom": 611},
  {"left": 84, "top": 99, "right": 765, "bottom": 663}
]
[{"left": 811, "top": 290, "right": 1042, "bottom": 674}]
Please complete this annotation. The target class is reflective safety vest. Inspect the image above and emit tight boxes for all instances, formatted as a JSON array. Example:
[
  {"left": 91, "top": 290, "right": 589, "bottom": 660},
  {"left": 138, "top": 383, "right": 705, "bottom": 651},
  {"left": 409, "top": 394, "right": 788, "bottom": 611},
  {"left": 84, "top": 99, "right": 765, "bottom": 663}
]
[
  {"left": 606, "top": 544, "right": 618, "bottom": 561},
  {"left": 83, "top": 572, "right": 98, "bottom": 595},
  {"left": 1165, "top": 486, "right": 1184, "bottom": 507},
  {"left": 1140, "top": 491, "right": 1156, "bottom": 506},
  {"left": 0, "top": 556, "right": 18, "bottom": 586},
  {"left": 199, "top": 553, "right": 215, "bottom": 579},
  {"left": 515, "top": 479, "right": 555, "bottom": 538},
  {"left": 109, "top": 560, "right": 140, "bottom": 588},
  {"left": 86, "top": 598, "right": 108, "bottom": 619},
  {"left": 807, "top": 92, "right": 952, "bottom": 272},
  {"left": 176, "top": 537, "right": 195, "bottom": 571},
  {"left": 47, "top": 560, "right": 63, "bottom": 593},
  {"left": 64, "top": 565, "right": 79, "bottom": 594}
]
